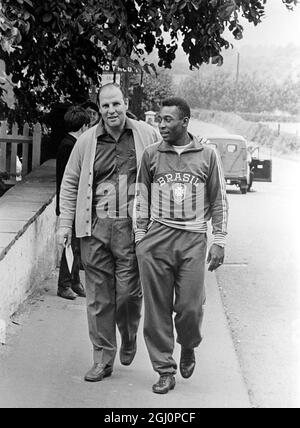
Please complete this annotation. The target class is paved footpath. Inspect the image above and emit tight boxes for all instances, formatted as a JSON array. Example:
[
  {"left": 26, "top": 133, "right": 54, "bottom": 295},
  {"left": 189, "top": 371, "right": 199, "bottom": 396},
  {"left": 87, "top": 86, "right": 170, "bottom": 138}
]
[{"left": 0, "top": 269, "right": 250, "bottom": 408}]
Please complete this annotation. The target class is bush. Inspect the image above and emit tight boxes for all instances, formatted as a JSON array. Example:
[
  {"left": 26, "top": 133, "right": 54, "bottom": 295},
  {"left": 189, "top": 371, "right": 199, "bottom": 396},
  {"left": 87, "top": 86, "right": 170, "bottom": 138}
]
[{"left": 194, "top": 109, "right": 300, "bottom": 154}]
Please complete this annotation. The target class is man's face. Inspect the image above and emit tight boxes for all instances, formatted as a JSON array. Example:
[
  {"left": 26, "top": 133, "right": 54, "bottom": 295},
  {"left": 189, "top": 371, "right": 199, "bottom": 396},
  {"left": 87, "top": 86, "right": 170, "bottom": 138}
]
[
  {"left": 98, "top": 86, "right": 127, "bottom": 130},
  {"left": 157, "top": 106, "right": 187, "bottom": 144}
]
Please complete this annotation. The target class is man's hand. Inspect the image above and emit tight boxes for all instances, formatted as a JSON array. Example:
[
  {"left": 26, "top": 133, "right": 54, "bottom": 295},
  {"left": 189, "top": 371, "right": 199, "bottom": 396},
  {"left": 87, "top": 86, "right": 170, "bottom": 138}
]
[
  {"left": 57, "top": 227, "right": 72, "bottom": 248},
  {"left": 207, "top": 244, "right": 225, "bottom": 272}
]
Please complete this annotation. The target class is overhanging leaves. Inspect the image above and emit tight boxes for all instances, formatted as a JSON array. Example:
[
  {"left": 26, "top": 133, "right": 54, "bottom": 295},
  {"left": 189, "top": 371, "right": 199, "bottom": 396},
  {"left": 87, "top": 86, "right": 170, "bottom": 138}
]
[{"left": 0, "top": 0, "right": 298, "bottom": 120}]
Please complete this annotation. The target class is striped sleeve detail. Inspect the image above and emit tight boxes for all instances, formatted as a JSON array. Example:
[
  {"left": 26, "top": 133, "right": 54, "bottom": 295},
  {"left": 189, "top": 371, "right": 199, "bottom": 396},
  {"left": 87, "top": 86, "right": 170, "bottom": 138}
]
[
  {"left": 212, "top": 148, "right": 228, "bottom": 246},
  {"left": 132, "top": 184, "right": 139, "bottom": 234},
  {"left": 213, "top": 232, "right": 226, "bottom": 247},
  {"left": 133, "top": 147, "right": 153, "bottom": 240},
  {"left": 135, "top": 229, "right": 147, "bottom": 243},
  {"left": 132, "top": 154, "right": 147, "bottom": 234}
]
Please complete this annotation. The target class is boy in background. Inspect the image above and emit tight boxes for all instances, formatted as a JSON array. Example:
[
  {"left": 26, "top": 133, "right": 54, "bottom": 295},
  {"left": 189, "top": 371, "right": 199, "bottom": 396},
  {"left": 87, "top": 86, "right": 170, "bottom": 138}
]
[{"left": 56, "top": 106, "right": 90, "bottom": 300}]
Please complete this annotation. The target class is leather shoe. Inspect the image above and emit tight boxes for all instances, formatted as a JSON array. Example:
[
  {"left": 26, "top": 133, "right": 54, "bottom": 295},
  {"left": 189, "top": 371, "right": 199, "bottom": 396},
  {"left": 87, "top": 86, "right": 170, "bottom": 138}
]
[
  {"left": 84, "top": 363, "right": 113, "bottom": 382},
  {"left": 180, "top": 348, "right": 196, "bottom": 379},
  {"left": 71, "top": 282, "right": 86, "bottom": 297},
  {"left": 152, "top": 374, "right": 176, "bottom": 394},
  {"left": 120, "top": 338, "right": 137, "bottom": 366},
  {"left": 57, "top": 287, "right": 77, "bottom": 300}
]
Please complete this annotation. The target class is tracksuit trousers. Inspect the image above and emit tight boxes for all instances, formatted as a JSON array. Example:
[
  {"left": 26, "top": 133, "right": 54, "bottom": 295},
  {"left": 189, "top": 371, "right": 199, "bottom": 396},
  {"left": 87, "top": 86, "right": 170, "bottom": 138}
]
[
  {"left": 136, "top": 221, "right": 207, "bottom": 375},
  {"left": 80, "top": 217, "right": 142, "bottom": 368}
]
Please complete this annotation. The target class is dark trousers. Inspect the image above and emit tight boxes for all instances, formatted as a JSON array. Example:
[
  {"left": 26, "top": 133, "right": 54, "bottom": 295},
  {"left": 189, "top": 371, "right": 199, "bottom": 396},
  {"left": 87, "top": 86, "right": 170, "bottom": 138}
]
[
  {"left": 80, "top": 217, "right": 142, "bottom": 367},
  {"left": 136, "top": 222, "right": 207, "bottom": 375},
  {"left": 58, "top": 228, "right": 81, "bottom": 289}
]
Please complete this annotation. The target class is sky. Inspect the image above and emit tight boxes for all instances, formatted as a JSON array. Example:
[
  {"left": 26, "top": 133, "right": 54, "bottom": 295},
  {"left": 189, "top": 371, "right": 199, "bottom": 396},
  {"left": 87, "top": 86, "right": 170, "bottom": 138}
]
[{"left": 232, "top": 0, "right": 300, "bottom": 47}]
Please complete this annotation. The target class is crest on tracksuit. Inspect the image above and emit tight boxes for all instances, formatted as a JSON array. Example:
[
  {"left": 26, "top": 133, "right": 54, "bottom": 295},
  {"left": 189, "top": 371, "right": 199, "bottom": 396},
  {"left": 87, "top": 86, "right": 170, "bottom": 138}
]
[{"left": 171, "top": 183, "right": 187, "bottom": 204}]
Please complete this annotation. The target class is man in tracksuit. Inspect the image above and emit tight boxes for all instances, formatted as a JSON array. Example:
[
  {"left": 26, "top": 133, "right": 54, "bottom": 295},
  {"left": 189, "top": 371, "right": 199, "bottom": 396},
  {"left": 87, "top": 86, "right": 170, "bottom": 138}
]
[
  {"left": 58, "top": 83, "right": 160, "bottom": 382},
  {"left": 134, "top": 97, "right": 228, "bottom": 394}
]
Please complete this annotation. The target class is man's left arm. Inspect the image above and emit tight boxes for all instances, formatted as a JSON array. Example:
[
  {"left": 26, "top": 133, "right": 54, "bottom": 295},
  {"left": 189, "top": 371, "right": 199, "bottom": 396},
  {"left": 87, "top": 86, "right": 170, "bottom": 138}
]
[
  {"left": 206, "top": 148, "right": 229, "bottom": 271},
  {"left": 133, "top": 149, "right": 152, "bottom": 243}
]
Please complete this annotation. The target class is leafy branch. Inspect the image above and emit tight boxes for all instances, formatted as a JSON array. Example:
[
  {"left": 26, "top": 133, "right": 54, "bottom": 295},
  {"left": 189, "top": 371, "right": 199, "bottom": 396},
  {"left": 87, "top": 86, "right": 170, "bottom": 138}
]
[{"left": 0, "top": 0, "right": 298, "bottom": 121}]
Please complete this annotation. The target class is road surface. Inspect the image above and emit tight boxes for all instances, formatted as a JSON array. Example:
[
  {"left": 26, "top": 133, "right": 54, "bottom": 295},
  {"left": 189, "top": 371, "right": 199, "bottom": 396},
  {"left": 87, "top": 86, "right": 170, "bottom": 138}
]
[
  {"left": 0, "top": 271, "right": 250, "bottom": 408},
  {"left": 189, "top": 119, "right": 300, "bottom": 408}
]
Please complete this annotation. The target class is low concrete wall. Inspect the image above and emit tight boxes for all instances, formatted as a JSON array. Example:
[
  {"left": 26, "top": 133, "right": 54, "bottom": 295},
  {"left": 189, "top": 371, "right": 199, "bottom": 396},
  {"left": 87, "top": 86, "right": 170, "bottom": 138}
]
[{"left": 0, "top": 160, "right": 57, "bottom": 325}]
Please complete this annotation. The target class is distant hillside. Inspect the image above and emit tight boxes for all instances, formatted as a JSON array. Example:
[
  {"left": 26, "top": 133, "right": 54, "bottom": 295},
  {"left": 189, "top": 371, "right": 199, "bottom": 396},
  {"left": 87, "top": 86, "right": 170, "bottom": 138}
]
[{"left": 171, "top": 44, "right": 300, "bottom": 84}]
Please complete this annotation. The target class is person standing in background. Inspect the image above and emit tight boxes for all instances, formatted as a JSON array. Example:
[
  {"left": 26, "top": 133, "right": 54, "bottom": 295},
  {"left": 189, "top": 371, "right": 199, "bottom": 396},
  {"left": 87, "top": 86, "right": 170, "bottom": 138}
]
[
  {"left": 81, "top": 100, "right": 100, "bottom": 128},
  {"left": 56, "top": 106, "right": 90, "bottom": 300}
]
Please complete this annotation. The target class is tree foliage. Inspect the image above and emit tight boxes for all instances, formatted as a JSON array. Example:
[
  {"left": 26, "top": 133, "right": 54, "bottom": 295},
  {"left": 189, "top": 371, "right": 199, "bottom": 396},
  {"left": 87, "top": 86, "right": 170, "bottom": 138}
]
[
  {"left": 0, "top": 0, "right": 298, "bottom": 120},
  {"left": 177, "top": 70, "right": 300, "bottom": 115},
  {"left": 129, "top": 69, "right": 175, "bottom": 119}
]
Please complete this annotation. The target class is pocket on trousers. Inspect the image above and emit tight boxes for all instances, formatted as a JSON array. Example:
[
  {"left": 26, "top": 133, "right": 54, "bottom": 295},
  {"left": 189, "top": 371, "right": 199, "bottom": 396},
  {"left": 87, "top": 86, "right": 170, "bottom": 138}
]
[
  {"left": 91, "top": 215, "right": 98, "bottom": 230},
  {"left": 135, "top": 237, "right": 145, "bottom": 248},
  {"left": 135, "top": 234, "right": 149, "bottom": 255},
  {"left": 135, "top": 221, "right": 154, "bottom": 249}
]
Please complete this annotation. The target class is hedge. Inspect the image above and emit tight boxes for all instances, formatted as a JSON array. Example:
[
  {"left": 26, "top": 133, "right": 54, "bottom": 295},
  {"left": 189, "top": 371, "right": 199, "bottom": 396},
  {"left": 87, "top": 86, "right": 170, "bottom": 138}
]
[{"left": 193, "top": 109, "right": 300, "bottom": 154}]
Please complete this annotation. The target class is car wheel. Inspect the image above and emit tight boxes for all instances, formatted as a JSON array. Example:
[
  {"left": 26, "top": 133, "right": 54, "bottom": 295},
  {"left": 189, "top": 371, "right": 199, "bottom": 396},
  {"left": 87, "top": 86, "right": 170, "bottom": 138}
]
[
  {"left": 240, "top": 180, "right": 248, "bottom": 194},
  {"left": 247, "top": 171, "right": 254, "bottom": 192}
]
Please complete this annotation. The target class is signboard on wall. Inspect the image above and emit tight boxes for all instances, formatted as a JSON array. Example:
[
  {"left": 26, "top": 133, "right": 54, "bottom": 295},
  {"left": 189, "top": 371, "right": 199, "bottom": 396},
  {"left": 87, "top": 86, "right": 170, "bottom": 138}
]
[{"left": 100, "top": 73, "right": 121, "bottom": 86}]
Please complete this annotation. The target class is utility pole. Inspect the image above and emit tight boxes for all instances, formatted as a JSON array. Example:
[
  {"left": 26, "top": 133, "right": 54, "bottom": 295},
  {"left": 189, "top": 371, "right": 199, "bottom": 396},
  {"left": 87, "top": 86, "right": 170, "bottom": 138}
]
[{"left": 234, "top": 52, "right": 240, "bottom": 114}]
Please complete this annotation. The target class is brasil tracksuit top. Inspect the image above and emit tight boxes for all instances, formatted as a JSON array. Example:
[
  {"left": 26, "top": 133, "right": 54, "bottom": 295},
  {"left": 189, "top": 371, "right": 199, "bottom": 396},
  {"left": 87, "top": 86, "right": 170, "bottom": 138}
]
[{"left": 133, "top": 135, "right": 229, "bottom": 246}]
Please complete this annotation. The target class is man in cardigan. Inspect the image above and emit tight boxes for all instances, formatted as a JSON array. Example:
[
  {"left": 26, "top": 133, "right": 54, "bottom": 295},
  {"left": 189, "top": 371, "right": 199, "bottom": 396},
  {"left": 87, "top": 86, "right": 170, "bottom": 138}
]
[{"left": 58, "top": 83, "right": 160, "bottom": 382}]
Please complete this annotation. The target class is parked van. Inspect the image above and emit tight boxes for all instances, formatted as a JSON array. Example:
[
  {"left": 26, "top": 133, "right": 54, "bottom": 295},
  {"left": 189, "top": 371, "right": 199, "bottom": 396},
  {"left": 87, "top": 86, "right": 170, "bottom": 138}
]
[{"left": 205, "top": 134, "right": 272, "bottom": 194}]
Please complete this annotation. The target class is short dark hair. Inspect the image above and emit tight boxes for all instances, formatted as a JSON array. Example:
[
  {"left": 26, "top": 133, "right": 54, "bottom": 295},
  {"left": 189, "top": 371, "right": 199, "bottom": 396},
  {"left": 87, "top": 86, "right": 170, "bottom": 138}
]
[
  {"left": 64, "top": 106, "right": 90, "bottom": 132},
  {"left": 161, "top": 97, "right": 191, "bottom": 119},
  {"left": 81, "top": 100, "right": 99, "bottom": 113}
]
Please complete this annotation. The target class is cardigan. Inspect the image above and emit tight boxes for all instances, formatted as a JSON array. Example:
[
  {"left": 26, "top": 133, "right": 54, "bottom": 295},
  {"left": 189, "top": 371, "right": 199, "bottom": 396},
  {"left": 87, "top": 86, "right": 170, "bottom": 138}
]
[
  {"left": 59, "top": 118, "right": 160, "bottom": 237},
  {"left": 56, "top": 133, "right": 77, "bottom": 216}
]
